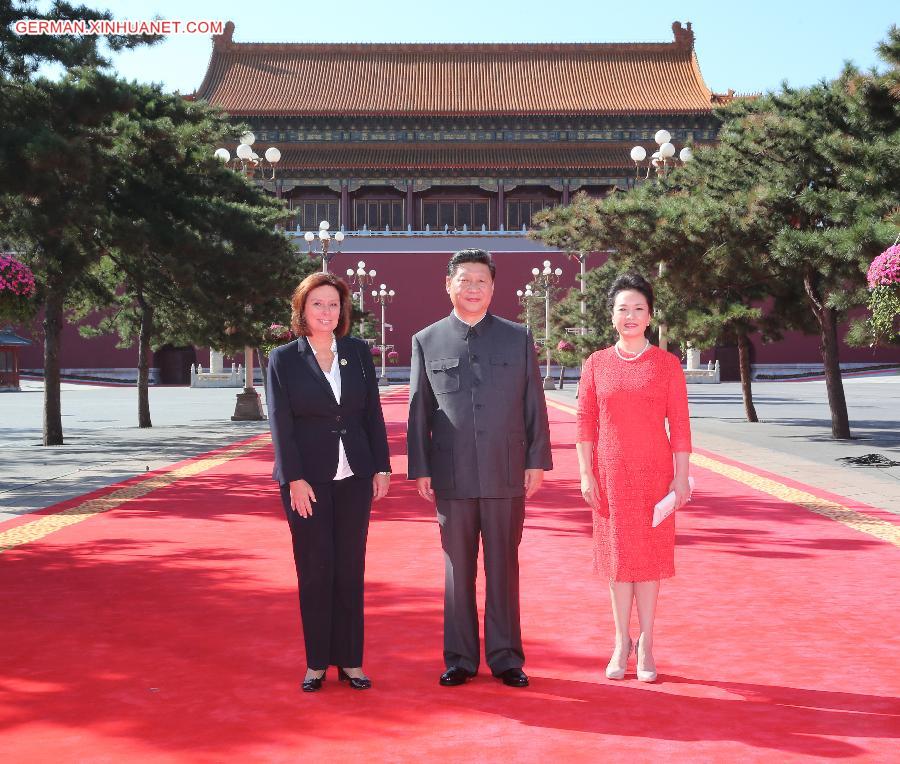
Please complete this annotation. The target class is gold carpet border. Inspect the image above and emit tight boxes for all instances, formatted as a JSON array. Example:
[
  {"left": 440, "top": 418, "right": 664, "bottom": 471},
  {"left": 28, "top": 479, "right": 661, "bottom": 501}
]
[
  {"left": 545, "top": 398, "right": 899, "bottom": 548},
  {"left": 0, "top": 435, "right": 272, "bottom": 554}
]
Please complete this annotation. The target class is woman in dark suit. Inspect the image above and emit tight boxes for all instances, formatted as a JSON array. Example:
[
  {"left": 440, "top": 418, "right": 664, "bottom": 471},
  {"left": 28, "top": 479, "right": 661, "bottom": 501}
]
[{"left": 267, "top": 272, "right": 391, "bottom": 693}]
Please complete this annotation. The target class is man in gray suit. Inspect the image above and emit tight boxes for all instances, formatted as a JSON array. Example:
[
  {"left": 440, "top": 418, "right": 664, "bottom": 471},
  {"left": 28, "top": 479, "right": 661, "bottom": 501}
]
[{"left": 407, "top": 248, "right": 553, "bottom": 688}]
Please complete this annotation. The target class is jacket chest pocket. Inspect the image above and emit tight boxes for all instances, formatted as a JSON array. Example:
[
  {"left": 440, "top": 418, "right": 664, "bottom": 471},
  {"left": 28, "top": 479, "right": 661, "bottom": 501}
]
[
  {"left": 490, "top": 354, "right": 520, "bottom": 388},
  {"left": 427, "top": 357, "right": 460, "bottom": 394}
]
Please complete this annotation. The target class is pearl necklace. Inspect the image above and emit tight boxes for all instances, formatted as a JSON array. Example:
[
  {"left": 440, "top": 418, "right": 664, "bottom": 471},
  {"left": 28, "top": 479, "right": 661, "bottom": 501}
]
[{"left": 614, "top": 339, "right": 651, "bottom": 362}]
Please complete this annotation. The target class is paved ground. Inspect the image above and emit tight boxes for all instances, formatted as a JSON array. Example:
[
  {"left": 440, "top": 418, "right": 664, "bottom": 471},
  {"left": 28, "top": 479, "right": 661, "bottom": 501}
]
[
  {"left": 0, "top": 382, "right": 269, "bottom": 522},
  {"left": 2, "top": 373, "right": 898, "bottom": 522}
]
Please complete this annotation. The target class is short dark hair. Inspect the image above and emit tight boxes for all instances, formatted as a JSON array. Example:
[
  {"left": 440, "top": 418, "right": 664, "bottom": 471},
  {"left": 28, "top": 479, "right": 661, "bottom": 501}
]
[
  {"left": 607, "top": 272, "right": 654, "bottom": 314},
  {"left": 290, "top": 272, "right": 352, "bottom": 338},
  {"left": 447, "top": 248, "right": 496, "bottom": 280}
]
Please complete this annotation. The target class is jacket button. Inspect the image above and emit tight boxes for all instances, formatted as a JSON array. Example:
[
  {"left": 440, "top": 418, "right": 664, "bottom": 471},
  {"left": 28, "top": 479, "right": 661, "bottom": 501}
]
[
  {"left": 340, "top": 429, "right": 347, "bottom": 435},
  {"left": 336, "top": 415, "right": 342, "bottom": 422}
]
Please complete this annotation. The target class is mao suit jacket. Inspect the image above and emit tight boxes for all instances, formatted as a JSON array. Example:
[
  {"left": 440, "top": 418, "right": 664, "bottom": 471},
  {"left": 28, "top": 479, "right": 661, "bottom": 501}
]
[
  {"left": 267, "top": 336, "right": 390, "bottom": 486},
  {"left": 407, "top": 312, "right": 552, "bottom": 500}
]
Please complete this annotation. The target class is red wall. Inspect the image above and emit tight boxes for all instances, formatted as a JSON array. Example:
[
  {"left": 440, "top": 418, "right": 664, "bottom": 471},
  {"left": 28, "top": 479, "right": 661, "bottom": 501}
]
[
  {"left": 349, "top": 250, "right": 578, "bottom": 364},
  {"left": 11, "top": 252, "right": 900, "bottom": 370}
]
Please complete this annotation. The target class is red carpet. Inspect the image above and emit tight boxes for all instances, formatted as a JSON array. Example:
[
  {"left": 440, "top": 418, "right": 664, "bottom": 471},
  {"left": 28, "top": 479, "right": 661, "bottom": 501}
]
[{"left": 1, "top": 390, "right": 898, "bottom": 762}]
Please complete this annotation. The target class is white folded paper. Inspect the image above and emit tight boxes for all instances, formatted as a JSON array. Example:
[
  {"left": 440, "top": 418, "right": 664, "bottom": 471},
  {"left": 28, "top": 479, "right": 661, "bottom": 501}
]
[{"left": 652, "top": 477, "right": 695, "bottom": 528}]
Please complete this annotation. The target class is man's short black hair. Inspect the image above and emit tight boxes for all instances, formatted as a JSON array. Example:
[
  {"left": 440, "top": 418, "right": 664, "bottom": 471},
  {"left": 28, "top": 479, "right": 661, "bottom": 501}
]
[{"left": 447, "top": 249, "right": 496, "bottom": 280}]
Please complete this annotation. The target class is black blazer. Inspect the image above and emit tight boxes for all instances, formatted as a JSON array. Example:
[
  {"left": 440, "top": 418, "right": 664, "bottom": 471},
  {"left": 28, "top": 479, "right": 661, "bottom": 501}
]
[{"left": 267, "top": 336, "right": 391, "bottom": 485}]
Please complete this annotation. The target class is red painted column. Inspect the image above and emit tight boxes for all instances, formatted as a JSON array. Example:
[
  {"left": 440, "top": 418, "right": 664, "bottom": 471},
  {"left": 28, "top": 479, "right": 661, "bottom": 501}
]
[
  {"left": 341, "top": 182, "right": 350, "bottom": 230},
  {"left": 562, "top": 180, "right": 570, "bottom": 206},
  {"left": 497, "top": 181, "right": 505, "bottom": 231},
  {"left": 406, "top": 181, "right": 414, "bottom": 230}
]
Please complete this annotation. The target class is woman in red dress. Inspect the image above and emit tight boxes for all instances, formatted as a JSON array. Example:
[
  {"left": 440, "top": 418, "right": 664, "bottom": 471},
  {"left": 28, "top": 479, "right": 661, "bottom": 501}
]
[{"left": 576, "top": 273, "right": 692, "bottom": 682}]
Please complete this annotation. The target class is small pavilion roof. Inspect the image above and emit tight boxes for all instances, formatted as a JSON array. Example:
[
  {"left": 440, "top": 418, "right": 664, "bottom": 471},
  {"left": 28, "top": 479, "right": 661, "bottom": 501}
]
[
  {"left": 194, "top": 22, "right": 721, "bottom": 118},
  {"left": 0, "top": 327, "right": 32, "bottom": 347}
]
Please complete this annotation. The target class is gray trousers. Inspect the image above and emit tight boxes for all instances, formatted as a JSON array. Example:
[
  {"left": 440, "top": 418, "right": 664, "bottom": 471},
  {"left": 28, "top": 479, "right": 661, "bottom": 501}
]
[{"left": 436, "top": 496, "right": 526, "bottom": 674}]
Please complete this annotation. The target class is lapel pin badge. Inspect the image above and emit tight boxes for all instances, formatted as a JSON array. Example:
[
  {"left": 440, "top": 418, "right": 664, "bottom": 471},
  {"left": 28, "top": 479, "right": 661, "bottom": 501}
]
[{"left": 340, "top": 358, "right": 348, "bottom": 366}]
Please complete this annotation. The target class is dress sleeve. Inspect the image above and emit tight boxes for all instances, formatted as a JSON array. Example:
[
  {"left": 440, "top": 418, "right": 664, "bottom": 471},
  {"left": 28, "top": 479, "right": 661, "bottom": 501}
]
[
  {"left": 666, "top": 354, "right": 692, "bottom": 453},
  {"left": 576, "top": 352, "right": 599, "bottom": 443}
]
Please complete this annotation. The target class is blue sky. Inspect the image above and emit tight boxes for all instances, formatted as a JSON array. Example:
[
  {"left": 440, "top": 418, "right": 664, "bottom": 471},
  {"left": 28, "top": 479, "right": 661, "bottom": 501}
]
[{"left": 51, "top": 0, "right": 900, "bottom": 95}]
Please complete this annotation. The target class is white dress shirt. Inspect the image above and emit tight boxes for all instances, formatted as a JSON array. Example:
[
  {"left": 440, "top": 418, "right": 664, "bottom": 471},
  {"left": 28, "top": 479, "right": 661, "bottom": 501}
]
[{"left": 309, "top": 336, "right": 354, "bottom": 480}]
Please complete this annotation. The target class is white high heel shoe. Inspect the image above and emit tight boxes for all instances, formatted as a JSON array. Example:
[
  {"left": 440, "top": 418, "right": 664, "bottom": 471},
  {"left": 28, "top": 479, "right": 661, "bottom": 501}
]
[
  {"left": 605, "top": 637, "right": 632, "bottom": 680},
  {"left": 635, "top": 636, "right": 658, "bottom": 683}
]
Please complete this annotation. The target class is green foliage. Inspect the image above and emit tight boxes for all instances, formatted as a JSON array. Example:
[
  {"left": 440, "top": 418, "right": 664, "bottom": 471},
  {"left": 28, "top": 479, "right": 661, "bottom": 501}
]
[
  {"left": 530, "top": 26, "right": 900, "bottom": 435},
  {"left": 63, "top": 81, "right": 316, "bottom": 360},
  {"left": 531, "top": 27, "right": 900, "bottom": 354},
  {"left": 868, "top": 285, "right": 900, "bottom": 340}
]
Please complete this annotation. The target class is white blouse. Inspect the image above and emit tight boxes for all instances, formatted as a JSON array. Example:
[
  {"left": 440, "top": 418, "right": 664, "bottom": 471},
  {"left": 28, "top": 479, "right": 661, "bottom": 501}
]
[{"left": 309, "top": 336, "right": 354, "bottom": 480}]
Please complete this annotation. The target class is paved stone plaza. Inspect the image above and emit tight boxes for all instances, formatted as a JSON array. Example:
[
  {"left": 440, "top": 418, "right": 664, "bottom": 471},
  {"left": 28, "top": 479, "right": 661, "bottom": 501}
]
[{"left": 1, "top": 373, "right": 898, "bottom": 522}]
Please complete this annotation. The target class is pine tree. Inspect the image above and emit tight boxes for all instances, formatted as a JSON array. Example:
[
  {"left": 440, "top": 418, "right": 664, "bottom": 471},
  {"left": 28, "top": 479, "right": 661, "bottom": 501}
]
[
  {"left": 68, "top": 83, "right": 314, "bottom": 427},
  {"left": 0, "top": 1, "right": 158, "bottom": 444}
]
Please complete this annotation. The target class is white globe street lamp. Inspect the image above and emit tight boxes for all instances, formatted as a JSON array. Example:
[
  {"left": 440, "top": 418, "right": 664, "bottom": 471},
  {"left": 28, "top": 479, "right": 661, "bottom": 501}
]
[
  {"left": 212, "top": 131, "right": 283, "bottom": 422},
  {"left": 346, "top": 260, "right": 377, "bottom": 338},
  {"left": 370, "top": 284, "right": 396, "bottom": 386},
  {"left": 215, "top": 131, "right": 281, "bottom": 180},
  {"left": 627, "top": 130, "right": 695, "bottom": 352},
  {"left": 305, "top": 219, "right": 345, "bottom": 272},
  {"left": 529, "top": 261, "right": 563, "bottom": 390},
  {"left": 629, "top": 128, "right": 693, "bottom": 181}
]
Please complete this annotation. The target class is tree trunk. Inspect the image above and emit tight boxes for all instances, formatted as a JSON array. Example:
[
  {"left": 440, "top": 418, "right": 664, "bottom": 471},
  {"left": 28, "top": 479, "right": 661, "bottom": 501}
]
[
  {"left": 820, "top": 306, "right": 851, "bottom": 439},
  {"left": 42, "top": 287, "right": 65, "bottom": 446},
  {"left": 737, "top": 331, "right": 758, "bottom": 423},
  {"left": 804, "top": 272, "right": 851, "bottom": 440},
  {"left": 137, "top": 298, "right": 154, "bottom": 428}
]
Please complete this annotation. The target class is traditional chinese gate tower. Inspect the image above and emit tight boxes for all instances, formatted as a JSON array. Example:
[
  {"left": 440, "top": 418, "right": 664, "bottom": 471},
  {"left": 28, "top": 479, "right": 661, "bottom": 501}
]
[
  {"left": 191, "top": 20, "right": 730, "bottom": 366},
  {"left": 194, "top": 20, "right": 726, "bottom": 233}
]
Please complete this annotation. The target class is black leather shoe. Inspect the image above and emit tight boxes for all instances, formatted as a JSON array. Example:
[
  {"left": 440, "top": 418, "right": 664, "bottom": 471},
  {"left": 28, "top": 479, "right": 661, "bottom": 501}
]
[
  {"left": 338, "top": 667, "right": 372, "bottom": 690},
  {"left": 493, "top": 668, "right": 529, "bottom": 687},
  {"left": 439, "top": 666, "right": 476, "bottom": 686},
  {"left": 302, "top": 671, "right": 326, "bottom": 693}
]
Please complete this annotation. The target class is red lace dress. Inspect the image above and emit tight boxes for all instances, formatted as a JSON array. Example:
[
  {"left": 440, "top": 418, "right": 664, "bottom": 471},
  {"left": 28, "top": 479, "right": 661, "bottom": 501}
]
[{"left": 576, "top": 345, "right": 692, "bottom": 581}]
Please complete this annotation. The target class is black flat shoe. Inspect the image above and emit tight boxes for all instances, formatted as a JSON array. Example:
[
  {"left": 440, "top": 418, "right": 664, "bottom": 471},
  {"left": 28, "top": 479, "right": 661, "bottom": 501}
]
[
  {"left": 302, "top": 671, "right": 326, "bottom": 693},
  {"left": 439, "top": 666, "right": 476, "bottom": 686},
  {"left": 492, "top": 668, "right": 529, "bottom": 687},
  {"left": 338, "top": 667, "right": 372, "bottom": 690}
]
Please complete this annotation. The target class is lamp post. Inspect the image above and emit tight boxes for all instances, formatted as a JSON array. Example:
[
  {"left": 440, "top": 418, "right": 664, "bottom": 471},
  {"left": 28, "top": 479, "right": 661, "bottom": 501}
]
[
  {"left": 346, "top": 260, "right": 377, "bottom": 338},
  {"left": 215, "top": 131, "right": 282, "bottom": 422},
  {"left": 569, "top": 251, "right": 589, "bottom": 335},
  {"left": 516, "top": 284, "right": 537, "bottom": 332},
  {"left": 629, "top": 129, "right": 693, "bottom": 182},
  {"left": 629, "top": 130, "right": 693, "bottom": 352},
  {"left": 304, "top": 220, "right": 345, "bottom": 272},
  {"left": 530, "top": 260, "right": 563, "bottom": 390},
  {"left": 214, "top": 131, "right": 281, "bottom": 179},
  {"left": 370, "top": 283, "right": 395, "bottom": 386}
]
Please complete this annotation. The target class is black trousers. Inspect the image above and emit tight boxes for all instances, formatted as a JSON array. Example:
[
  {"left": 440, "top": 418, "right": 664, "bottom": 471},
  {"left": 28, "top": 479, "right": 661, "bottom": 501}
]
[
  {"left": 281, "top": 475, "right": 373, "bottom": 671},
  {"left": 436, "top": 496, "right": 526, "bottom": 675}
]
